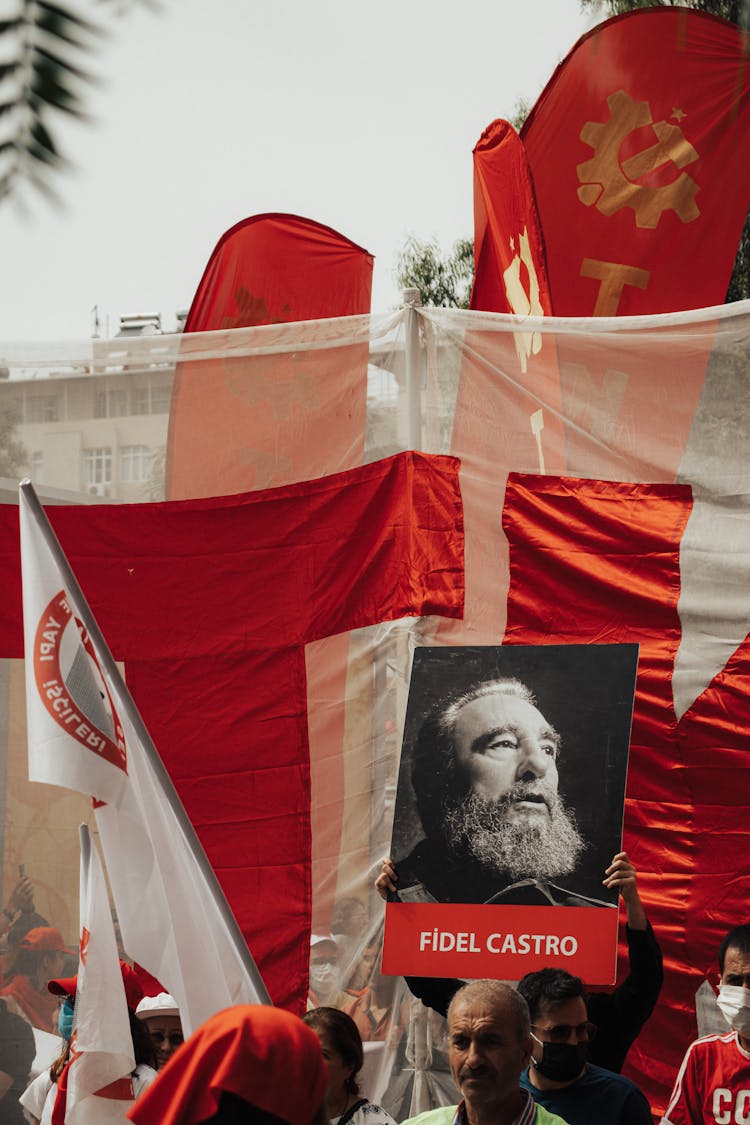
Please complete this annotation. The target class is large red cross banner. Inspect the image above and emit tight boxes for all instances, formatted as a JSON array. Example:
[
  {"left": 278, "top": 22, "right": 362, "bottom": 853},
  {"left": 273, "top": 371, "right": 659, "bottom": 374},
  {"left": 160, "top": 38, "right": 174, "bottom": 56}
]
[
  {"left": 2, "top": 298, "right": 750, "bottom": 1121},
  {"left": 3, "top": 451, "right": 463, "bottom": 1015}
]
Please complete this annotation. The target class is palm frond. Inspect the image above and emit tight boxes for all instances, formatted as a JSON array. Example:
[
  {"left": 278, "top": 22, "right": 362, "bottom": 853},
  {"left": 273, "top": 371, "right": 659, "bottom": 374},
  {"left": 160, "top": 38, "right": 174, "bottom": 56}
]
[{"left": 0, "top": 0, "right": 104, "bottom": 202}]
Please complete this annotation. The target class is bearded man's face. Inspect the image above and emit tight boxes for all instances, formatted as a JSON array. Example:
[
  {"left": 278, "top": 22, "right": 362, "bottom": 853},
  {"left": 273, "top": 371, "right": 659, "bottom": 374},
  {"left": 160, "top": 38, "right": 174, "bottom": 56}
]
[{"left": 441, "top": 691, "right": 583, "bottom": 880}]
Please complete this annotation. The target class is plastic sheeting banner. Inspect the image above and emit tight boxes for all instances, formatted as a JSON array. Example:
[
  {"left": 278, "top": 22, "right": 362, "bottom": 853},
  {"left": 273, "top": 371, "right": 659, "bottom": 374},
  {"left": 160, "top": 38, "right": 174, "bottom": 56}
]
[{"left": 1, "top": 301, "right": 750, "bottom": 1117}]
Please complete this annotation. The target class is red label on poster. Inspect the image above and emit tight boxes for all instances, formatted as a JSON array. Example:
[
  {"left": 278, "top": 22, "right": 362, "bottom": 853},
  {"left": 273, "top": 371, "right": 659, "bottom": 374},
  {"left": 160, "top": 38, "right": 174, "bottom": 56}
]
[{"left": 382, "top": 902, "right": 618, "bottom": 984}]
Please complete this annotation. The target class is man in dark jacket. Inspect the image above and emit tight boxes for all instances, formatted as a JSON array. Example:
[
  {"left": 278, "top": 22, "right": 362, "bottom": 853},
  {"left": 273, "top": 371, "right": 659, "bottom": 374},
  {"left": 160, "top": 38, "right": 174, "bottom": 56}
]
[{"left": 376, "top": 851, "right": 662, "bottom": 1072}]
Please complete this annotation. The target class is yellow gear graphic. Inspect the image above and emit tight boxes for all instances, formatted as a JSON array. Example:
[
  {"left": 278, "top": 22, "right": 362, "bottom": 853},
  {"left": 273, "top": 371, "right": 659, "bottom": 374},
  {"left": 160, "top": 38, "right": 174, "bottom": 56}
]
[{"left": 576, "top": 89, "right": 700, "bottom": 229}]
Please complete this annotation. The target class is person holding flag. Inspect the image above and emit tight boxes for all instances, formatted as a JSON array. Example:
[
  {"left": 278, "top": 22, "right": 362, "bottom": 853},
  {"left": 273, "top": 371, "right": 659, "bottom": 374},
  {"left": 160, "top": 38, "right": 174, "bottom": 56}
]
[
  {"left": 20, "top": 826, "right": 159, "bottom": 1123},
  {"left": 18, "top": 480, "right": 270, "bottom": 1035}
]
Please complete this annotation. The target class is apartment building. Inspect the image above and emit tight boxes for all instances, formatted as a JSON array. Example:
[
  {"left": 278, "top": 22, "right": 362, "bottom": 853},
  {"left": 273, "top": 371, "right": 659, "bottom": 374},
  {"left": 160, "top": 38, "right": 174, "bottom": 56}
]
[{"left": 0, "top": 316, "right": 178, "bottom": 502}]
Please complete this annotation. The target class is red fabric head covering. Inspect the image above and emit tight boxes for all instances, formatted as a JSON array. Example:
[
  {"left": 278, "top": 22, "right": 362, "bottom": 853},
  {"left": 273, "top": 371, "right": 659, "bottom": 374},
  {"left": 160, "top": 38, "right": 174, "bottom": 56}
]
[
  {"left": 48, "top": 958, "right": 147, "bottom": 1010},
  {"left": 127, "top": 1005, "right": 327, "bottom": 1125}
]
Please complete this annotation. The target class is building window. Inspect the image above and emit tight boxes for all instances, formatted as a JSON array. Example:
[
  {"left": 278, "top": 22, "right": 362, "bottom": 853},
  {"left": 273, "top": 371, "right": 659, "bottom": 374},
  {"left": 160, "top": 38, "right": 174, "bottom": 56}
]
[
  {"left": 131, "top": 382, "right": 170, "bottom": 415},
  {"left": 133, "top": 386, "right": 150, "bottom": 415},
  {"left": 108, "top": 388, "right": 129, "bottom": 416},
  {"left": 83, "top": 447, "right": 112, "bottom": 488},
  {"left": 120, "top": 445, "right": 150, "bottom": 483},
  {"left": 150, "top": 384, "right": 170, "bottom": 414},
  {"left": 94, "top": 387, "right": 129, "bottom": 417},
  {"left": 26, "top": 395, "right": 58, "bottom": 423}
]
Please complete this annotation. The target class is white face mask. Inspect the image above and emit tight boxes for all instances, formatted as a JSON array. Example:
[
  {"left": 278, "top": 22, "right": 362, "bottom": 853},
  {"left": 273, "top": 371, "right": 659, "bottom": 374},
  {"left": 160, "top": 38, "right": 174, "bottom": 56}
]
[
  {"left": 309, "top": 961, "right": 340, "bottom": 1000},
  {"left": 717, "top": 984, "right": 750, "bottom": 1034}
]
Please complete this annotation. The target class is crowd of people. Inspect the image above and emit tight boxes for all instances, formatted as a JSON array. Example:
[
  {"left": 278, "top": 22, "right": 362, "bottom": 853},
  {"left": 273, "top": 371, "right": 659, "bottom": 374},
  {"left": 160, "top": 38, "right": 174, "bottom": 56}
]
[
  {"left": 0, "top": 679, "right": 746, "bottom": 1120},
  {"left": 1, "top": 847, "right": 748, "bottom": 1123}
]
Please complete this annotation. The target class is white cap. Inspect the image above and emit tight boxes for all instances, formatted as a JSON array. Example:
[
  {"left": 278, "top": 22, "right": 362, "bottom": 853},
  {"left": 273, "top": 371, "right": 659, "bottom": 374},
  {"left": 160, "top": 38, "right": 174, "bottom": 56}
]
[
  {"left": 310, "top": 933, "right": 338, "bottom": 949},
  {"left": 135, "top": 992, "right": 180, "bottom": 1020}
]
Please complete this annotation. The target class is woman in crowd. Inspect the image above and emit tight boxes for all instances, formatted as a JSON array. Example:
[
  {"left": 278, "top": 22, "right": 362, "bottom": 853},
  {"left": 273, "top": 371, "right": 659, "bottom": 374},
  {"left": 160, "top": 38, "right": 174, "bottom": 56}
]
[
  {"left": 20, "top": 965, "right": 158, "bottom": 1123},
  {"left": 128, "top": 1004, "right": 329, "bottom": 1125},
  {"left": 303, "top": 1007, "right": 397, "bottom": 1125}
]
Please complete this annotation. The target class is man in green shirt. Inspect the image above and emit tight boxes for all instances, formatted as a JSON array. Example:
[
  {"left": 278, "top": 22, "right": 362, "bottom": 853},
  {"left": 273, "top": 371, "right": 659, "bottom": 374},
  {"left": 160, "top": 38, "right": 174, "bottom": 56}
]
[{"left": 403, "top": 980, "right": 570, "bottom": 1125}]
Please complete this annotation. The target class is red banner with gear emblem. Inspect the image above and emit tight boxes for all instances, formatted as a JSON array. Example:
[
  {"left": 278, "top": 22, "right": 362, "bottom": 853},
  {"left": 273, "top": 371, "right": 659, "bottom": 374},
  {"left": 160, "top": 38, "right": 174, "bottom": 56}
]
[{"left": 521, "top": 8, "right": 750, "bottom": 316}]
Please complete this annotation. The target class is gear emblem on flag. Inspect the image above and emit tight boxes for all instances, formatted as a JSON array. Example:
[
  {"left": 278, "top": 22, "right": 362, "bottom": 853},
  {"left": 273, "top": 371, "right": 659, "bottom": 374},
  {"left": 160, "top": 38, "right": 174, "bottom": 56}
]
[{"left": 576, "top": 89, "right": 700, "bottom": 229}]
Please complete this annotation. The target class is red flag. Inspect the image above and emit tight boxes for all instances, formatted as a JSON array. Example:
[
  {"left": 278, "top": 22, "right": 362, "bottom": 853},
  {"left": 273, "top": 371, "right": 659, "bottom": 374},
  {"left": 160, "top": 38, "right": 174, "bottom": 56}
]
[
  {"left": 3, "top": 452, "right": 464, "bottom": 1015},
  {"left": 470, "top": 119, "right": 552, "bottom": 324},
  {"left": 498, "top": 471, "right": 750, "bottom": 1111},
  {"left": 522, "top": 8, "right": 750, "bottom": 315},
  {"left": 441, "top": 122, "right": 557, "bottom": 643},
  {"left": 166, "top": 214, "right": 373, "bottom": 499}
]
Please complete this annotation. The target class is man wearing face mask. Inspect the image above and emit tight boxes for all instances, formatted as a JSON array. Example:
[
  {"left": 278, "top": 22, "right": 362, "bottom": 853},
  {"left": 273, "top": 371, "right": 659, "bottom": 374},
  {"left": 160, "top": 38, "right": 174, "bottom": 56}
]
[
  {"left": 307, "top": 935, "right": 349, "bottom": 1011},
  {"left": 517, "top": 969, "right": 652, "bottom": 1125},
  {"left": 663, "top": 924, "right": 750, "bottom": 1125}
]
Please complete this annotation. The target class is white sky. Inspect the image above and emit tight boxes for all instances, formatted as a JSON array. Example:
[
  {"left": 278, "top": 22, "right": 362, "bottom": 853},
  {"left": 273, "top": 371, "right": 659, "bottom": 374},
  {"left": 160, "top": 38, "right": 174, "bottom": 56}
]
[{"left": 0, "top": 0, "right": 595, "bottom": 341}]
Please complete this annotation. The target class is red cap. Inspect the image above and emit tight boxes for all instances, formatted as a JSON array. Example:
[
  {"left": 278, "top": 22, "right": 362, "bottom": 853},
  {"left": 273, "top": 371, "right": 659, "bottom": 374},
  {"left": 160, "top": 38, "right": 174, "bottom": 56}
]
[
  {"left": 19, "top": 927, "right": 75, "bottom": 955},
  {"left": 48, "top": 974, "right": 77, "bottom": 998},
  {"left": 48, "top": 958, "right": 146, "bottom": 1011}
]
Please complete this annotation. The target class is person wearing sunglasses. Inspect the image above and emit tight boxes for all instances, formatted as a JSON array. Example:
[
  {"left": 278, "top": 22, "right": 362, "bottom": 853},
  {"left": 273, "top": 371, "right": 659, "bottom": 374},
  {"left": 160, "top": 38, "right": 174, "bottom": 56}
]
[
  {"left": 136, "top": 992, "right": 184, "bottom": 1070},
  {"left": 517, "top": 968, "right": 652, "bottom": 1125}
]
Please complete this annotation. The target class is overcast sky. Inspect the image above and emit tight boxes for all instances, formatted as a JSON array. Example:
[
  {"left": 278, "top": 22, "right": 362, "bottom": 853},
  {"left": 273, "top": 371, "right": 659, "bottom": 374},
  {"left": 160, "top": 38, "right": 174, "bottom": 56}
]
[{"left": 0, "top": 0, "right": 594, "bottom": 341}]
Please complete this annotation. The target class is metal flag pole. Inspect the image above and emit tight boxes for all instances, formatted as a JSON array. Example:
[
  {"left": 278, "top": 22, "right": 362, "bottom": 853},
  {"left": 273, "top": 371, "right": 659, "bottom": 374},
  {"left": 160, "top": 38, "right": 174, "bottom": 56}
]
[
  {"left": 402, "top": 287, "right": 423, "bottom": 450},
  {"left": 19, "top": 479, "right": 272, "bottom": 1006}
]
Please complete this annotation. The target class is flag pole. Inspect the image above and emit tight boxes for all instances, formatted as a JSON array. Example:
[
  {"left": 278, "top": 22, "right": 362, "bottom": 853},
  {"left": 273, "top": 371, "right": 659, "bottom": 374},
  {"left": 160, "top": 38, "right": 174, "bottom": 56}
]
[
  {"left": 19, "top": 479, "right": 272, "bottom": 1006},
  {"left": 403, "top": 288, "right": 423, "bottom": 450},
  {"left": 79, "top": 821, "right": 91, "bottom": 872}
]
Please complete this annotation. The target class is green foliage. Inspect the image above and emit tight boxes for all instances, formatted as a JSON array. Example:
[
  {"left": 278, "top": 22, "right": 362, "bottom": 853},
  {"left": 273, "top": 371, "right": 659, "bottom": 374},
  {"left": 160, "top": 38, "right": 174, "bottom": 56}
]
[
  {"left": 0, "top": 403, "right": 28, "bottom": 478},
  {"left": 0, "top": 1, "right": 146, "bottom": 204},
  {"left": 395, "top": 236, "right": 475, "bottom": 308},
  {"left": 510, "top": 97, "right": 532, "bottom": 132},
  {"left": 580, "top": 0, "right": 748, "bottom": 25}
]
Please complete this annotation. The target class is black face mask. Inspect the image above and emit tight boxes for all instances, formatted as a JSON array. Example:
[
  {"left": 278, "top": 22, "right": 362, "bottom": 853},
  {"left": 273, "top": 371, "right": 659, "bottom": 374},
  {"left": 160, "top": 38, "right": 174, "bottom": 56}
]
[{"left": 531, "top": 1040, "right": 588, "bottom": 1082}]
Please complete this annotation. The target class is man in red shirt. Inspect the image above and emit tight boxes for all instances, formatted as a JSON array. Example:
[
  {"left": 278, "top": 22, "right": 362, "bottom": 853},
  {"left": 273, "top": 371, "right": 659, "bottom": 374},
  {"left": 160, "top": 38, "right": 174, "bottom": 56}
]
[{"left": 663, "top": 924, "right": 750, "bottom": 1125}]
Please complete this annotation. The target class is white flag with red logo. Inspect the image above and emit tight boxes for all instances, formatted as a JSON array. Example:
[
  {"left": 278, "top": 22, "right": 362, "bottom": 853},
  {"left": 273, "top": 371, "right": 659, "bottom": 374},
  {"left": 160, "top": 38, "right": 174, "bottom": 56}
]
[
  {"left": 21, "top": 525, "right": 128, "bottom": 808},
  {"left": 61, "top": 825, "right": 135, "bottom": 1124},
  {"left": 19, "top": 486, "right": 268, "bottom": 1036}
]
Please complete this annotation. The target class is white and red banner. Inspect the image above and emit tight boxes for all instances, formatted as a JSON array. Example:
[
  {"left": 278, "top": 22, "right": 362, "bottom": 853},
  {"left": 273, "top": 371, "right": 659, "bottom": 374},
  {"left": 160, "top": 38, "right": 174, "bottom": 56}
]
[
  {"left": 58, "top": 825, "right": 135, "bottom": 1124},
  {"left": 19, "top": 487, "right": 270, "bottom": 1036},
  {"left": 22, "top": 571, "right": 127, "bottom": 807}
]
